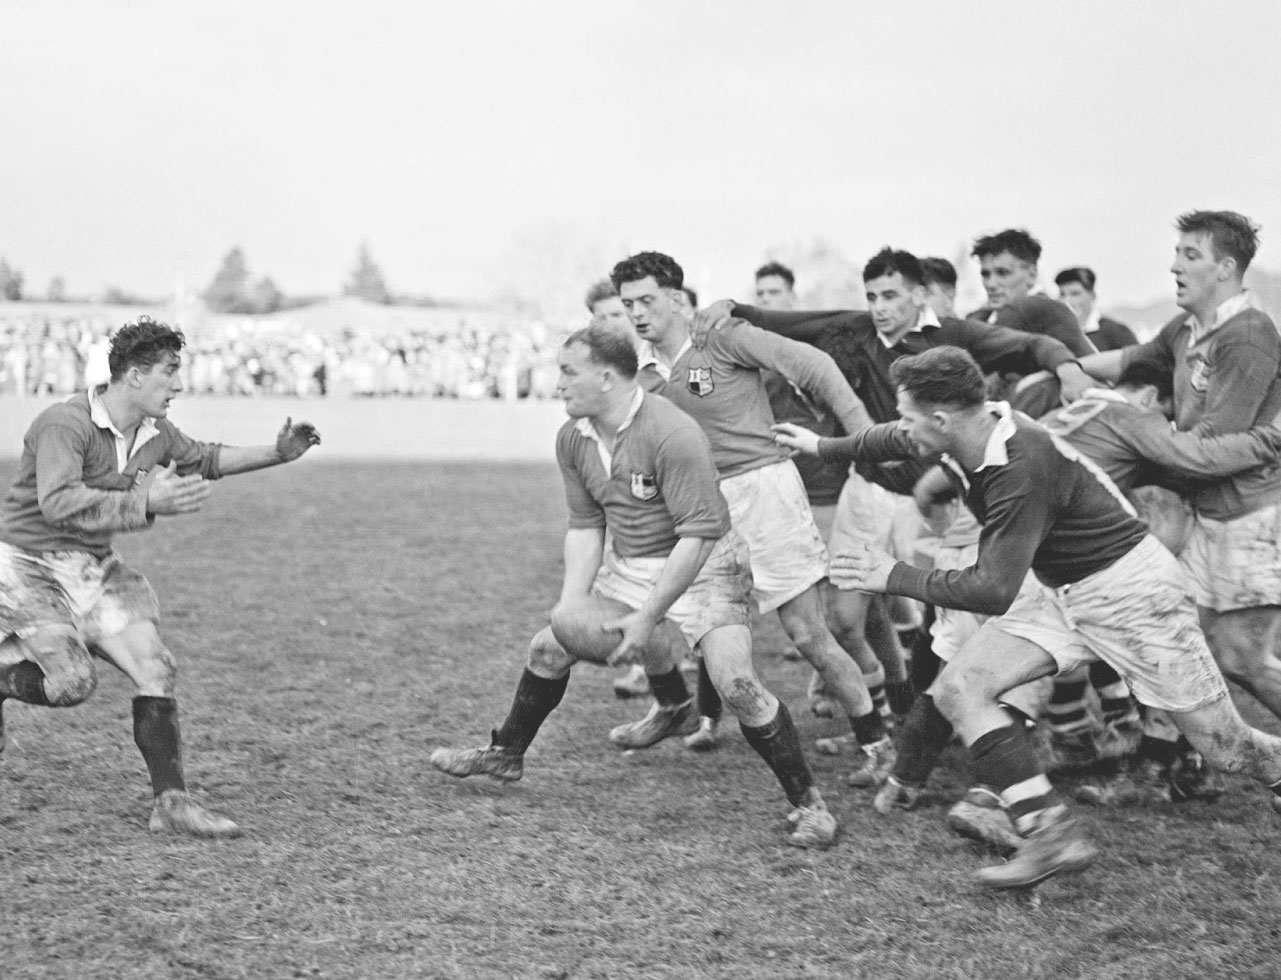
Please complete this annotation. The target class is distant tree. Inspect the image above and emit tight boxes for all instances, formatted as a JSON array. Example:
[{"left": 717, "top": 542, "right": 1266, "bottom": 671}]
[
  {"left": 101, "top": 285, "right": 148, "bottom": 305},
  {"left": 0, "top": 258, "right": 24, "bottom": 301},
  {"left": 762, "top": 237, "right": 863, "bottom": 310},
  {"left": 344, "top": 242, "right": 391, "bottom": 304},
  {"left": 47, "top": 276, "right": 67, "bottom": 302},
  {"left": 203, "top": 246, "right": 254, "bottom": 313},
  {"left": 249, "top": 276, "right": 284, "bottom": 315}
]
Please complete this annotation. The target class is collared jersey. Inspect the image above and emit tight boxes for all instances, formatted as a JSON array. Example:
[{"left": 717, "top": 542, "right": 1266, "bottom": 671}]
[
  {"left": 1123, "top": 298, "right": 1281, "bottom": 518},
  {"left": 556, "top": 390, "right": 729, "bottom": 558},
  {"left": 816, "top": 403, "right": 1147, "bottom": 614},
  {"left": 0, "top": 390, "right": 224, "bottom": 557},
  {"left": 968, "top": 293, "right": 1097, "bottom": 357},
  {"left": 638, "top": 322, "right": 870, "bottom": 479}
]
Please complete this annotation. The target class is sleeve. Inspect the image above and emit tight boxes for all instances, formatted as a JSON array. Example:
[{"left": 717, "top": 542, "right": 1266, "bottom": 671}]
[
  {"left": 997, "top": 298, "right": 1096, "bottom": 357},
  {"left": 715, "top": 324, "right": 874, "bottom": 434},
  {"left": 886, "top": 463, "right": 1045, "bottom": 614},
  {"left": 164, "top": 424, "right": 223, "bottom": 480},
  {"left": 653, "top": 426, "right": 729, "bottom": 540},
  {"left": 945, "top": 319, "right": 1076, "bottom": 375},
  {"left": 731, "top": 304, "right": 857, "bottom": 344},
  {"left": 1191, "top": 329, "right": 1281, "bottom": 437},
  {"left": 1104, "top": 319, "right": 1140, "bottom": 348},
  {"left": 555, "top": 430, "right": 606, "bottom": 530},
  {"left": 1117, "top": 410, "right": 1281, "bottom": 478},
  {"left": 817, "top": 422, "right": 915, "bottom": 463},
  {"left": 35, "top": 423, "right": 151, "bottom": 534}
]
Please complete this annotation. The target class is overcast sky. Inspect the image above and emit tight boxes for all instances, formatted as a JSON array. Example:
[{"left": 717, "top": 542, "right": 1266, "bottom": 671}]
[{"left": 4, "top": 0, "right": 1279, "bottom": 310}]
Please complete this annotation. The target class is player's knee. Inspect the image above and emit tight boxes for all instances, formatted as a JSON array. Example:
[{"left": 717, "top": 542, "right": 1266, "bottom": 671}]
[
  {"left": 34, "top": 634, "right": 97, "bottom": 706},
  {"left": 930, "top": 668, "right": 979, "bottom": 724},
  {"left": 718, "top": 675, "right": 775, "bottom": 722},
  {"left": 528, "top": 626, "right": 574, "bottom": 674}
]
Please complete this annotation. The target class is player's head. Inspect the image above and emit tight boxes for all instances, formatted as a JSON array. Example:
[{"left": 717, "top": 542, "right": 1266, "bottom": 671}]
[
  {"left": 972, "top": 228, "right": 1041, "bottom": 308},
  {"left": 558, "top": 324, "right": 639, "bottom": 419},
  {"left": 1171, "top": 210, "right": 1260, "bottom": 312},
  {"left": 610, "top": 251, "right": 687, "bottom": 344},
  {"left": 754, "top": 261, "right": 796, "bottom": 310},
  {"left": 1054, "top": 266, "right": 1097, "bottom": 322},
  {"left": 889, "top": 346, "right": 986, "bottom": 457},
  {"left": 108, "top": 316, "right": 186, "bottom": 417},
  {"left": 1117, "top": 359, "right": 1175, "bottom": 418},
  {"left": 920, "top": 256, "right": 958, "bottom": 318},
  {"left": 584, "top": 279, "right": 631, "bottom": 332},
  {"left": 862, "top": 247, "right": 927, "bottom": 340}
]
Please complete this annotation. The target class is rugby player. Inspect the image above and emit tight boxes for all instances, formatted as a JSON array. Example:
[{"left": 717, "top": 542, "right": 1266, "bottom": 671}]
[
  {"left": 0, "top": 317, "right": 321, "bottom": 837},
  {"left": 430, "top": 325, "right": 837, "bottom": 848},
  {"left": 609, "top": 251, "right": 894, "bottom": 783},
  {"left": 919, "top": 257, "right": 958, "bottom": 320},
  {"left": 774, "top": 346, "right": 1281, "bottom": 888},
  {"left": 1054, "top": 267, "right": 1138, "bottom": 351},
  {"left": 1079, "top": 211, "right": 1281, "bottom": 730}
]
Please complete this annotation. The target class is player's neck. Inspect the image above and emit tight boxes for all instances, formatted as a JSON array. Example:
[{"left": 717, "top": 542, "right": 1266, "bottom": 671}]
[
  {"left": 653, "top": 322, "right": 690, "bottom": 364},
  {"left": 1188, "top": 282, "right": 1245, "bottom": 327},
  {"left": 99, "top": 385, "right": 146, "bottom": 439},
  {"left": 950, "top": 413, "right": 998, "bottom": 471},
  {"left": 592, "top": 386, "right": 638, "bottom": 444}
]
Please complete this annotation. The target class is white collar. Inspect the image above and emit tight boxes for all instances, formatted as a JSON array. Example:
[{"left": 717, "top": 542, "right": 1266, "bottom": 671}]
[
  {"left": 637, "top": 337, "right": 692, "bottom": 382},
  {"left": 89, "top": 385, "right": 160, "bottom": 472},
  {"left": 574, "top": 387, "right": 645, "bottom": 471},
  {"left": 878, "top": 305, "right": 940, "bottom": 349},
  {"left": 1082, "top": 307, "right": 1102, "bottom": 335},
  {"left": 941, "top": 400, "right": 1017, "bottom": 476},
  {"left": 1185, "top": 289, "right": 1259, "bottom": 342},
  {"left": 1079, "top": 386, "right": 1128, "bottom": 403}
]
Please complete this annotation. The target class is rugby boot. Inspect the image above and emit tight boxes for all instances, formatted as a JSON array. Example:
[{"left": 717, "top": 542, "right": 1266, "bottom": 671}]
[
  {"left": 873, "top": 775, "right": 924, "bottom": 814},
  {"left": 682, "top": 715, "right": 719, "bottom": 752},
  {"left": 947, "top": 785, "right": 1021, "bottom": 855},
  {"left": 847, "top": 736, "right": 896, "bottom": 788},
  {"left": 1167, "top": 748, "right": 1226, "bottom": 803},
  {"left": 786, "top": 788, "right": 837, "bottom": 849},
  {"left": 975, "top": 805, "right": 1098, "bottom": 890},
  {"left": 430, "top": 738, "right": 524, "bottom": 782},
  {"left": 806, "top": 670, "right": 836, "bottom": 719},
  {"left": 608, "top": 698, "right": 698, "bottom": 750},
  {"left": 612, "top": 665, "right": 649, "bottom": 699},
  {"left": 148, "top": 790, "right": 243, "bottom": 839}
]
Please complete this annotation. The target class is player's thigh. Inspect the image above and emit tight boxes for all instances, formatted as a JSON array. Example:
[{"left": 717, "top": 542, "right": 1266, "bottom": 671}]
[
  {"left": 933, "top": 621, "right": 1060, "bottom": 714},
  {"left": 93, "top": 620, "right": 176, "bottom": 697},
  {"left": 1198, "top": 604, "right": 1281, "bottom": 676},
  {"left": 548, "top": 595, "right": 638, "bottom": 664}
]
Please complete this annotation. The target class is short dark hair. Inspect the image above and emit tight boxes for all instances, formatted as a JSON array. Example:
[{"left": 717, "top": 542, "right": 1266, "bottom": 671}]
[
  {"left": 584, "top": 279, "right": 618, "bottom": 312},
  {"left": 682, "top": 285, "right": 699, "bottom": 308},
  {"left": 920, "top": 257, "right": 958, "bottom": 290},
  {"left": 863, "top": 247, "right": 925, "bottom": 288},
  {"left": 1176, "top": 210, "right": 1261, "bottom": 274},
  {"left": 108, "top": 316, "right": 186, "bottom": 381},
  {"left": 1117, "top": 360, "right": 1174, "bottom": 401},
  {"left": 755, "top": 261, "right": 795, "bottom": 289},
  {"left": 563, "top": 324, "right": 639, "bottom": 379},
  {"left": 971, "top": 228, "right": 1042, "bottom": 265},
  {"left": 889, "top": 346, "right": 986, "bottom": 409},
  {"left": 1054, "top": 267, "right": 1097, "bottom": 292},
  {"left": 610, "top": 251, "right": 684, "bottom": 291}
]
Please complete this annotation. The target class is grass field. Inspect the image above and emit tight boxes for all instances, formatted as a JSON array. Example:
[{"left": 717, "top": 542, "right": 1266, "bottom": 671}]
[{"left": 3, "top": 454, "right": 1281, "bottom": 980}]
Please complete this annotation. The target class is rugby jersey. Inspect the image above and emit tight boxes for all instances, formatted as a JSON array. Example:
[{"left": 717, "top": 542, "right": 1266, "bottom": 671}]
[
  {"left": 0, "top": 390, "right": 223, "bottom": 558},
  {"left": 639, "top": 322, "right": 872, "bottom": 479},
  {"left": 556, "top": 389, "right": 729, "bottom": 558},
  {"left": 1122, "top": 301, "right": 1281, "bottom": 519},
  {"left": 817, "top": 403, "right": 1147, "bottom": 614},
  {"left": 967, "top": 294, "right": 1097, "bottom": 357}
]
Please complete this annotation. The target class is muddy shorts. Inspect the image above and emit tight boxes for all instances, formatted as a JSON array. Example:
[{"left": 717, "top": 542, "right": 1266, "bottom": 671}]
[
  {"left": 592, "top": 532, "right": 753, "bottom": 649},
  {"left": 1181, "top": 500, "right": 1281, "bottom": 612},
  {"left": 827, "top": 467, "right": 897, "bottom": 589},
  {"left": 990, "top": 535, "right": 1229, "bottom": 713},
  {"left": 719, "top": 461, "right": 828, "bottom": 613},
  {"left": 0, "top": 541, "right": 159, "bottom": 647}
]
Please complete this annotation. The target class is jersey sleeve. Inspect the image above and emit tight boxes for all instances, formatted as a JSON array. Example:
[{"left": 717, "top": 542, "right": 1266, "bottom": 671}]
[
  {"left": 164, "top": 424, "right": 223, "bottom": 480},
  {"left": 944, "top": 318, "right": 1076, "bottom": 375},
  {"left": 555, "top": 429, "right": 606, "bottom": 530},
  {"left": 817, "top": 422, "right": 915, "bottom": 464},
  {"left": 653, "top": 425, "right": 729, "bottom": 540},
  {"left": 34, "top": 422, "right": 152, "bottom": 535},
  {"left": 731, "top": 304, "right": 857, "bottom": 344},
  {"left": 1117, "top": 410, "right": 1281, "bottom": 478}
]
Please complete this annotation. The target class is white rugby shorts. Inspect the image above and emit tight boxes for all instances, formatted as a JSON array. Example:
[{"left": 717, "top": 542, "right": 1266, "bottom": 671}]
[{"left": 1181, "top": 500, "right": 1281, "bottom": 612}]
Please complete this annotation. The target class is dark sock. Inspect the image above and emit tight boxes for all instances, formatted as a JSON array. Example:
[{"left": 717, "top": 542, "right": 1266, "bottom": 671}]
[
  {"left": 740, "top": 702, "right": 813, "bottom": 807},
  {"left": 886, "top": 678, "right": 916, "bottom": 716},
  {"left": 1138, "top": 734, "right": 1179, "bottom": 768},
  {"left": 695, "top": 659, "right": 722, "bottom": 719},
  {"left": 133, "top": 696, "right": 186, "bottom": 796},
  {"left": 970, "top": 724, "right": 1056, "bottom": 824},
  {"left": 892, "top": 694, "right": 953, "bottom": 786},
  {"left": 908, "top": 608, "right": 941, "bottom": 693},
  {"left": 0, "top": 661, "right": 52, "bottom": 706},
  {"left": 646, "top": 667, "right": 690, "bottom": 707},
  {"left": 849, "top": 709, "right": 886, "bottom": 746},
  {"left": 493, "top": 669, "right": 569, "bottom": 754}
]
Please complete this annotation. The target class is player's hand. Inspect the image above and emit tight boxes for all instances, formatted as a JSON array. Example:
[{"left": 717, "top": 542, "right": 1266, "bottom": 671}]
[
  {"left": 690, "top": 299, "right": 736, "bottom": 347},
  {"left": 1056, "top": 362, "right": 1092, "bottom": 405},
  {"left": 144, "top": 461, "right": 212, "bottom": 516},
  {"left": 771, "top": 422, "right": 821, "bottom": 456},
  {"left": 276, "top": 417, "right": 322, "bottom": 461},
  {"left": 601, "top": 609, "right": 659, "bottom": 667},
  {"left": 829, "top": 544, "right": 895, "bottom": 593}
]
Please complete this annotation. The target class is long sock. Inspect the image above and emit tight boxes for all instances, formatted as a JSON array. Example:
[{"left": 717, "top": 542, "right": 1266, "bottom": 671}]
[
  {"left": 891, "top": 694, "right": 953, "bottom": 786},
  {"left": 493, "top": 669, "right": 569, "bottom": 754},
  {"left": 0, "top": 661, "right": 52, "bottom": 706},
  {"left": 695, "top": 659, "right": 722, "bottom": 720},
  {"left": 133, "top": 696, "right": 186, "bottom": 796},
  {"left": 1090, "top": 661, "right": 1132, "bottom": 721},
  {"left": 908, "top": 608, "right": 940, "bottom": 693},
  {"left": 863, "top": 665, "right": 887, "bottom": 715},
  {"left": 886, "top": 678, "right": 916, "bottom": 716},
  {"left": 970, "top": 725, "right": 1056, "bottom": 832},
  {"left": 646, "top": 667, "right": 690, "bottom": 707},
  {"left": 1047, "top": 677, "right": 1090, "bottom": 734},
  {"left": 849, "top": 709, "right": 886, "bottom": 747},
  {"left": 740, "top": 701, "right": 813, "bottom": 807}
]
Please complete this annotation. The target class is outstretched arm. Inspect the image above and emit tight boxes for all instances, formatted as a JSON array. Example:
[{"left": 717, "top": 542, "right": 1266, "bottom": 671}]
[{"left": 218, "top": 418, "right": 321, "bottom": 476}]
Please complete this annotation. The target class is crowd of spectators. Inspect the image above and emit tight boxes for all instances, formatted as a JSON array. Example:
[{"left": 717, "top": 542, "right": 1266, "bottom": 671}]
[{"left": 0, "top": 308, "right": 564, "bottom": 401}]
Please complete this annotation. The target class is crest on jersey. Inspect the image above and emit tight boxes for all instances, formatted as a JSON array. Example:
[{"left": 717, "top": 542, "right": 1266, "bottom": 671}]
[
  {"left": 1188, "top": 356, "right": 1210, "bottom": 394},
  {"left": 630, "top": 472, "right": 659, "bottom": 500},
  {"left": 687, "top": 366, "right": 714, "bottom": 397}
]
